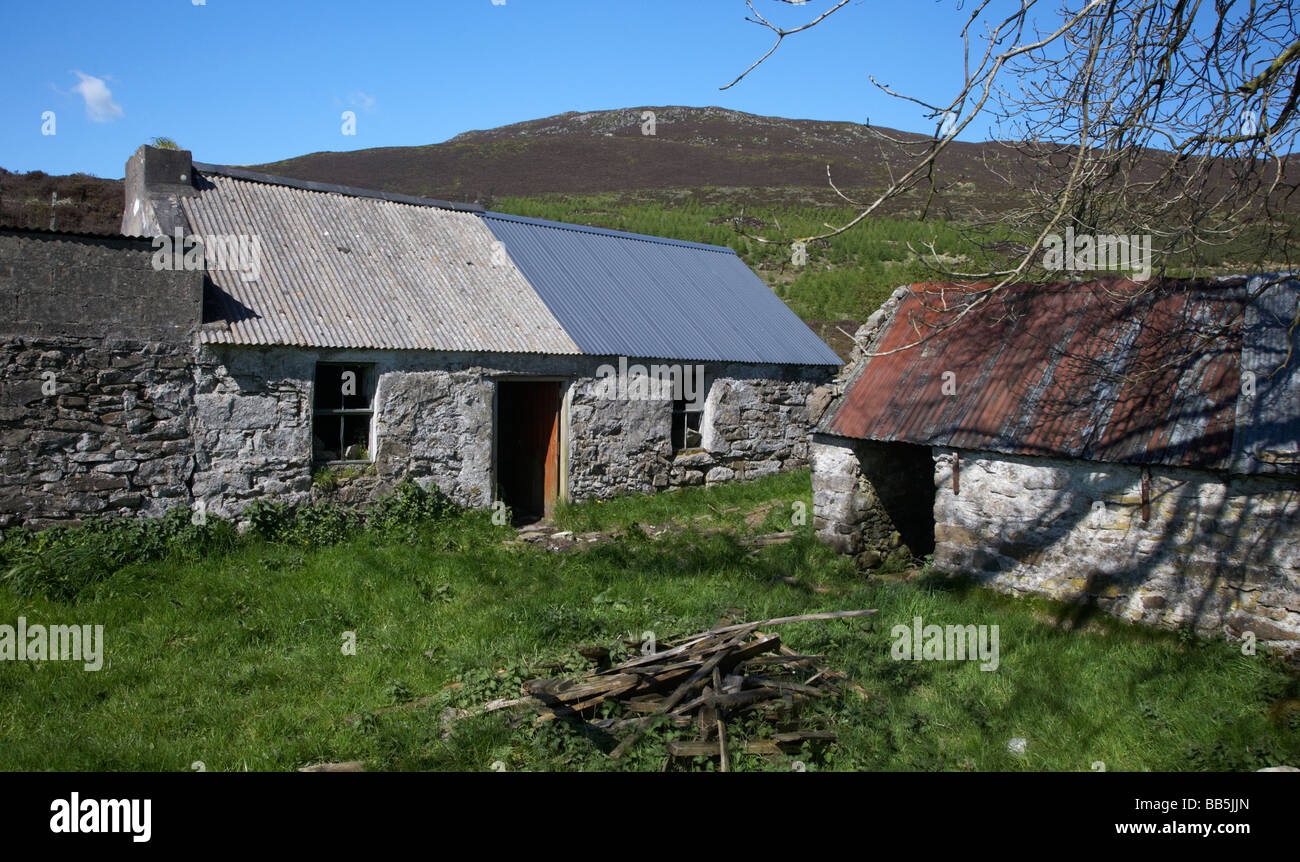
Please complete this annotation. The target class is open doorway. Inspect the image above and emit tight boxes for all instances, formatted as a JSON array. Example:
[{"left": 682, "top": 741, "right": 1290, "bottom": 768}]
[
  {"left": 496, "top": 380, "right": 562, "bottom": 523},
  {"left": 852, "top": 440, "right": 937, "bottom": 559}
]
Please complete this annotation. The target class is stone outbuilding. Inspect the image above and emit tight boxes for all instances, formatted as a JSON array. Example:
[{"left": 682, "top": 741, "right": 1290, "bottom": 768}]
[
  {"left": 0, "top": 146, "right": 840, "bottom": 528},
  {"left": 811, "top": 278, "right": 1300, "bottom": 650}
]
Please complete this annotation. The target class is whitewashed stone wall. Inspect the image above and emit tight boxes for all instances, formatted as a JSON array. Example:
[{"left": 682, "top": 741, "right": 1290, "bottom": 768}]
[
  {"left": 811, "top": 435, "right": 1300, "bottom": 651},
  {"left": 193, "top": 346, "right": 830, "bottom": 518},
  {"left": 568, "top": 362, "right": 826, "bottom": 500},
  {"left": 811, "top": 436, "right": 866, "bottom": 554},
  {"left": 932, "top": 450, "right": 1300, "bottom": 650}
]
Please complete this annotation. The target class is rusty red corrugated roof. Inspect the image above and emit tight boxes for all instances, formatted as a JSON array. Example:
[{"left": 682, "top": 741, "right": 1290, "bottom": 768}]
[{"left": 824, "top": 279, "right": 1250, "bottom": 470}]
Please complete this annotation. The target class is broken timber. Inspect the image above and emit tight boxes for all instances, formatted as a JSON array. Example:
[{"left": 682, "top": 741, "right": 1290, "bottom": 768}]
[{"left": 517, "top": 608, "right": 876, "bottom": 764}]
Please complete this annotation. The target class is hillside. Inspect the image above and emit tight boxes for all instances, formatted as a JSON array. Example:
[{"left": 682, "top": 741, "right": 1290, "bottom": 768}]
[
  {"left": 1, "top": 105, "right": 1021, "bottom": 232},
  {"left": 250, "top": 106, "right": 1028, "bottom": 217},
  {"left": 0, "top": 168, "right": 122, "bottom": 235}
]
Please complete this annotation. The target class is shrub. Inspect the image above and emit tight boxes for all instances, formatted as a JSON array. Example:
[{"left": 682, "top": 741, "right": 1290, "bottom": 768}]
[
  {"left": 288, "top": 502, "right": 364, "bottom": 547},
  {"left": 365, "top": 480, "right": 456, "bottom": 533},
  {"left": 0, "top": 507, "right": 237, "bottom": 602},
  {"left": 243, "top": 499, "right": 294, "bottom": 542},
  {"left": 0, "top": 481, "right": 461, "bottom": 602}
]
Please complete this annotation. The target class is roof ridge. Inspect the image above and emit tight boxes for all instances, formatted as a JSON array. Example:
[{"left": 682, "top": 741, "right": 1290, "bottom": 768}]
[
  {"left": 481, "top": 210, "right": 738, "bottom": 254},
  {"left": 191, "top": 162, "right": 484, "bottom": 213}
]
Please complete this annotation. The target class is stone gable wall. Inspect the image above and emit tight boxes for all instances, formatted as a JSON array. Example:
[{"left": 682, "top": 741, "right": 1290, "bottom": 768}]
[{"left": 0, "top": 233, "right": 201, "bottom": 528}]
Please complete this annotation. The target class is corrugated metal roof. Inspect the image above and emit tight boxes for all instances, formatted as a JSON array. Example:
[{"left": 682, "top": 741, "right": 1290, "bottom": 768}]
[
  {"left": 481, "top": 212, "right": 843, "bottom": 365},
  {"left": 183, "top": 172, "right": 579, "bottom": 353},
  {"left": 192, "top": 162, "right": 486, "bottom": 213},
  {"left": 822, "top": 279, "right": 1287, "bottom": 473},
  {"left": 1233, "top": 274, "right": 1300, "bottom": 474}
]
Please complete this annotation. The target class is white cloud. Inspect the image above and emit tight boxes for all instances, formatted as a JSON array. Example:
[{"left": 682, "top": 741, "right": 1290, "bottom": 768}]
[{"left": 71, "top": 72, "right": 123, "bottom": 122}]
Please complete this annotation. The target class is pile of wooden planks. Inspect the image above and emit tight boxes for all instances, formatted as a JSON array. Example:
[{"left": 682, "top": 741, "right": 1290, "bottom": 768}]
[{"left": 523, "top": 609, "right": 876, "bottom": 768}]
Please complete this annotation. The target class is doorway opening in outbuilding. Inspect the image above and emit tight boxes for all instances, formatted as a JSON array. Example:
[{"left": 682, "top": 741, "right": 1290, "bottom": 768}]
[
  {"left": 496, "top": 380, "right": 562, "bottom": 524},
  {"left": 857, "top": 440, "right": 937, "bottom": 560}
]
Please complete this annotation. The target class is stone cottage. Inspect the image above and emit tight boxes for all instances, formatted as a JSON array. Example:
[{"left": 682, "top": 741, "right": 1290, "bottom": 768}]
[
  {"left": 811, "top": 278, "right": 1300, "bottom": 650},
  {"left": 0, "top": 146, "right": 840, "bottom": 528}
]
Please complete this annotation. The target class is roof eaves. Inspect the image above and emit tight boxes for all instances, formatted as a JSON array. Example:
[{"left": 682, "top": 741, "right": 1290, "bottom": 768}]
[{"left": 0, "top": 225, "right": 146, "bottom": 243}]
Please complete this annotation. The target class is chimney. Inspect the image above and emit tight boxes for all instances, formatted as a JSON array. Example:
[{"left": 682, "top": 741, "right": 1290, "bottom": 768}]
[{"left": 122, "top": 145, "right": 197, "bottom": 237}]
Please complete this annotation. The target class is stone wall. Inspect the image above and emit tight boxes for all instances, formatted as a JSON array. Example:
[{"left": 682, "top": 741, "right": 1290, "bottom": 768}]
[
  {"left": 811, "top": 433, "right": 1300, "bottom": 650},
  {"left": 0, "top": 231, "right": 202, "bottom": 528},
  {"left": 193, "top": 347, "right": 576, "bottom": 514},
  {"left": 569, "top": 362, "right": 828, "bottom": 501},
  {"left": 196, "top": 346, "right": 831, "bottom": 518},
  {"left": 810, "top": 434, "right": 935, "bottom": 565},
  {"left": 932, "top": 449, "right": 1300, "bottom": 650}
]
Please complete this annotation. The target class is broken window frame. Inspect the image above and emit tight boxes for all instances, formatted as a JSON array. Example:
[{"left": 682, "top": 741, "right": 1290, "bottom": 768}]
[
  {"left": 671, "top": 384, "right": 707, "bottom": 456},
  {"left": 312, "top": 362, "right": 376, "bottom": 464}
]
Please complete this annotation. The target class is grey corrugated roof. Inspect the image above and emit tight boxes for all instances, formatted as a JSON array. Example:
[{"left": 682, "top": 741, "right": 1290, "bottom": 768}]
[
  {"left": 1233, "top": 274, "right": 1300, "bottom": 475},
  {"left": 481, "top": 212, "right": 843, "bottom": 365},
  {"left": 192, "top": 162, "right": 485, "bottom": 213},
  {"left": 183, "top": 171, "right": 579, "bottom": 353}
]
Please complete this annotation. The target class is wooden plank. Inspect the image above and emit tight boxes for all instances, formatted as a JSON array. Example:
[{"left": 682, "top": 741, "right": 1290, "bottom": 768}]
[
  {"left": 623, "top": 696, "right": 666, "bottom": 714},
  {"left": 771, "top": 731, "right": 837, "bottom": 743},
  {"left": 717, "top": 717, "right": 730, "bottom": 772},
  {"left": 667, "top": 740, "right": 720, "bottom": 757},
  {"left": 743, "top": 675, "right": 826, "bottom": 697},
  {"left": 526, "top": 673, "right": 639, "bottom": 704},
  {"left": 675, "top": 687, "right": 775, "bottom": 714},
  {"left": 610, "top": 626, "right": 758, "bottom": 759},
  {"left": 698, "top": 685, "right": 716, "bottom": 738},
  {"left": 739, "top": 531, "right": 796, "bottom": 547},
  {"left": 742, "top": 654, "right": 827, "bottom": 666},
  {"left": 603, "top": 630, "right": 733, "bottom": 674},
  {"left": 564, "top": 683, "right": 637, "bottom": 713}
]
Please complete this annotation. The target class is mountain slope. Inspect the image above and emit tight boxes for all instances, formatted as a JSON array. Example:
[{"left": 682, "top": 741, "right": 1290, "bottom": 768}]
[
  {"left": 0, "top": 106, "right": 1027, "bottom": 236},
  {"left": 250, "top": 106, "right": 1025, "bottom": 214}
]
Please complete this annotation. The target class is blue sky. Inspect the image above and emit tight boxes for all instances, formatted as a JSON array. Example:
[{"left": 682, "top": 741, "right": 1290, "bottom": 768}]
[{"left": 1, "top": 0, "right": 978, "bottom": 178}]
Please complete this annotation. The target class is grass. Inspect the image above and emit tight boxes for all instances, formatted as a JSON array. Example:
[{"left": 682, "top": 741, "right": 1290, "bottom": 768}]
[
  {"left": 1, "top": 471, "right": 1296, "bottom": 772},
  {"left": 551, "top": 469, "right": 811, "bottom": 535}
]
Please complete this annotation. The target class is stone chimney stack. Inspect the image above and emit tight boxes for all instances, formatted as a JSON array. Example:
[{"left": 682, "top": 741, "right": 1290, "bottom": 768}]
[{"left": 121, "top": 145, "right": 197, "bottom": 237}]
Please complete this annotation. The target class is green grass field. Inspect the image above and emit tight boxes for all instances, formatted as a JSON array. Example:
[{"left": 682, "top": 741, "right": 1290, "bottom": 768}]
[{"left": 1, "top": 471, "right": 1296, "bottom": 772}]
